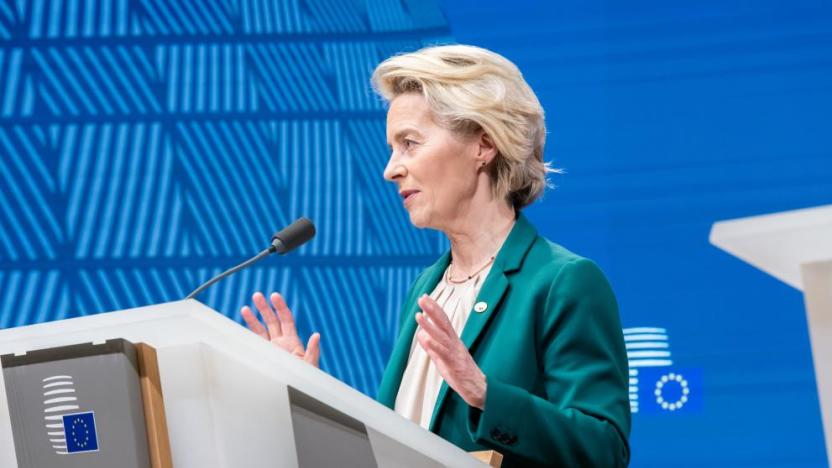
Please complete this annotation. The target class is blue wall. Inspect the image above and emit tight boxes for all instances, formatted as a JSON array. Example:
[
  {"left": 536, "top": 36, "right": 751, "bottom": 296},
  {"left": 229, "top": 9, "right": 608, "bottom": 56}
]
[
  {"left": 1, "top": 0, "right": 830, "bottom": 465},
  {"left": 441, "top": 1, "right": 831, "bottom": 466},
  {"left": 0, "top": 0, "right": 454, "bottom": 397}
]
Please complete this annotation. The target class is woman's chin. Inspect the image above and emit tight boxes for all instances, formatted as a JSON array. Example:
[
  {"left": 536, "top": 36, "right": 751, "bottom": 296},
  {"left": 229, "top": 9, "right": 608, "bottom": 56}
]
[{"left": 407, "top": 209, "right": 430, "bottom": 229}]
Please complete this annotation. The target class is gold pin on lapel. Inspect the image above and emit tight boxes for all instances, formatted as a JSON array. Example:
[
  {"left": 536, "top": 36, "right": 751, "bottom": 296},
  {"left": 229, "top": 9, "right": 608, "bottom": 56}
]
[{"left": 474, "top": 301, "right": 488, "bottom": 313}]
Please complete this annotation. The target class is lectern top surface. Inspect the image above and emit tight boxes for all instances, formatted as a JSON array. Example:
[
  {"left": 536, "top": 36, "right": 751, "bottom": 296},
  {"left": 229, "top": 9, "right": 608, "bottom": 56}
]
[{"left": 710, "top": 204, "right": 832, "bottom": 290}]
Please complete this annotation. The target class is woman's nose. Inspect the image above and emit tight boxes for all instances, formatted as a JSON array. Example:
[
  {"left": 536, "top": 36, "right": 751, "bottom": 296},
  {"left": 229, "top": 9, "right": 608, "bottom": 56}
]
[{"left": 383, "top": 156, "right": 406, "bottom": 182}]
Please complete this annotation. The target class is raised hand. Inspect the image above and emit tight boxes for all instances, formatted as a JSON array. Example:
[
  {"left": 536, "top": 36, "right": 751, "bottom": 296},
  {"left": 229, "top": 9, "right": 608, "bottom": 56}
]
[
  {"left": 415, "top": 294, "right": 487, "bottom": 409},
  {"left": 241, "top": 292, "right": 321, "bottom": 368}
]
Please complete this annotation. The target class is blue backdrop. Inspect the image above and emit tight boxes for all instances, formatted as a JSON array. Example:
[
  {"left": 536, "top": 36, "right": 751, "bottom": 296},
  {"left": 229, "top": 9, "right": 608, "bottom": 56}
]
[
  {"left": 442, "top": 2, "right": 831, "bottom": 466},
  {"left": 1, "top": 0, "right": 830, "bottom": 466}
]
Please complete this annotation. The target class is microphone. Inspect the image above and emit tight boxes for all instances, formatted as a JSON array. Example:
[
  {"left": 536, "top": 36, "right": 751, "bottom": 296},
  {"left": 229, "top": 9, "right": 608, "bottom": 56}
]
[
  {"left": 270, "top": 217, "right": 316, "bottom": 254},
  {"left": 185, "top": 217, "right": 316, "bottom": 300}
]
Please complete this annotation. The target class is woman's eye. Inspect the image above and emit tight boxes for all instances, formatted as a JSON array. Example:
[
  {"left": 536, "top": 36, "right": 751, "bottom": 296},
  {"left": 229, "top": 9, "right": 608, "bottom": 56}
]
[{"left": 403, "top": 139, "right": 416, "bottom": 149}]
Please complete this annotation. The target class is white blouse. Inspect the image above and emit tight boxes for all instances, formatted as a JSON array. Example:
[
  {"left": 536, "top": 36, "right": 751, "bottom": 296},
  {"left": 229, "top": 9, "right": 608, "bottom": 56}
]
[{"left": 394, "top": 262, "right": 493, "bottom": 429}]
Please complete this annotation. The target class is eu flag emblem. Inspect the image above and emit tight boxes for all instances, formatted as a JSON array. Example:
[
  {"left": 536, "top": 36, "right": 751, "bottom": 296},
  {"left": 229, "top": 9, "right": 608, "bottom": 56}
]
[
  {"left": 637, "top": 368, "right": 703, "bottom": 414},
  {"left": 62, "top": 411, "right": 99, "bottom": 453}
]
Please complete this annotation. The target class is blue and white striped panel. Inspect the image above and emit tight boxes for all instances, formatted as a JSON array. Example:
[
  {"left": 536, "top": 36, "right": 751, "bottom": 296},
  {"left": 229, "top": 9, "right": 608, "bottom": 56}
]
[
  {"left": 174, "top": 120, "right": 290, "bottom": 257},
  {"left": 0, "top": 0, "right": 453, "bottom": 398},
  {"left": 365, "top": 0, "right": 413, "bottom": 32},
  {"left": 0, "top": 269, "right": 68, "bottom": 328},
  {"left": 136, "top": 0, "right": 235, "bottom": 36},
  {"left": 271, "top": 119, "right": 362, "bottom": 256},
  {"left": 301, "top": 0, "right": 366, "bottom": 33},
  {"left": 23, "top": 0, "right": 132, "bottom": 38},
  {"left": 0, "top": 47, "right": 35, "bottom": 118},
  {"left": 58, "top": 123, "right": 180, "bottom": 258},
  {"left": 72, "top": 268, "right": 205, "bottom": 315},
  {"left": 0, "top": 125, "right": 63, "bottom": 262},
  {"left": 246, "top": 43, "right": 338, "bottom": 112},
  {"left": 159, "top": 43, "right": 255, "bottom": 114},
  {"left": 324, "top": 42, "right": 389, "bottom": 112},
  {"left": 0, "top": 1, "right": 15, "bottom": 40},
  {"left": 381, "top": 265, "right": 423, "bottom": 344},
  {"left": 30, "top": 46, "right": 162, "bottom": 117},
  {"left": 237, "top": 0, "right": 307, "bottom": 35}
]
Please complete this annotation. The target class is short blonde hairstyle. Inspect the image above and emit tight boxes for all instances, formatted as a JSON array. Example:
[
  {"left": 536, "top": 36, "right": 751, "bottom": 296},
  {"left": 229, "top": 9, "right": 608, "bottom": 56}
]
[{"left": 371, "top": 44, "right": 558, "bottom": 210}]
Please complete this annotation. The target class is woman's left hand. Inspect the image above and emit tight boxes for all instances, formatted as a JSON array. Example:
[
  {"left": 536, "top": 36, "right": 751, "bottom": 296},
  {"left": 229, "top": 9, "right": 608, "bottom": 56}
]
[{"left": 415, "top": 294, "right": 487, "bottom": 410}]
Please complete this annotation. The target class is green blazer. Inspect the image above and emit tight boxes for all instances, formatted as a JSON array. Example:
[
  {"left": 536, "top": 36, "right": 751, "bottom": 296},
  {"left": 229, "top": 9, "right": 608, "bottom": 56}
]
[{"left": 377, "top": 214, "right": 631, "bottom": 467}]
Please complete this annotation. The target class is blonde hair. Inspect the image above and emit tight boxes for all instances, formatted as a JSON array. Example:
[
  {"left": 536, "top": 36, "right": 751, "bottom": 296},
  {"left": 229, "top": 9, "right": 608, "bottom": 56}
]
[{"left": 371, "top": 44, "right": 558, "bottom": 210}]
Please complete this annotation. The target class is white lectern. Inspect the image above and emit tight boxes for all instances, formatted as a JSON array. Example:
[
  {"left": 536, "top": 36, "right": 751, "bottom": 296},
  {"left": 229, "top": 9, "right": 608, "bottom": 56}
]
[
  {"left": 710, "top": 204, "right": 832, "bottom": 465},
  {"left": 0, "top": 300, "right": 488, "bottom": 467}
]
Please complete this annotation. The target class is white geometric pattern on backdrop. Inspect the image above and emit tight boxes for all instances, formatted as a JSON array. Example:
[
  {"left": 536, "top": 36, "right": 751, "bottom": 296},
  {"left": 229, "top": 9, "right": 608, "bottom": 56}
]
[
  {"left": 0, "top": 1, "right": 647, "bottom": 400},
  {"left": 0, "top": 0, "right": 452, "bottom": 397}
]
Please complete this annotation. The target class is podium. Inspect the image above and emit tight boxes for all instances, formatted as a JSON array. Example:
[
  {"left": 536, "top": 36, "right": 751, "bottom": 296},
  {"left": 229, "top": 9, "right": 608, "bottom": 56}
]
[
  {"left": 0, "top": 300, "right": 489, "bottom": 467},
  {"left": 710, "top": 204, "right": 832, "bottom": 465}
]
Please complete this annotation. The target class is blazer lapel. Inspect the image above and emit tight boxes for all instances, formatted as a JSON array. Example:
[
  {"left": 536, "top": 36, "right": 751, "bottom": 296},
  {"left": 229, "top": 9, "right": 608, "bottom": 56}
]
[
  {"left": 428, "top": 214, "right": 538, "bottom": 431},
  {"left": 377, "top": 251, "right": 450, "bottom": 408}
]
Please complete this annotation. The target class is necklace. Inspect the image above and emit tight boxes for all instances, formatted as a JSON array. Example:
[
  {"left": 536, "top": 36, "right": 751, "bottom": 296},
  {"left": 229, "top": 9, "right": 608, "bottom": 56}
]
[{"left": 446, "top": 255, "right": 496, "bottom": 284}]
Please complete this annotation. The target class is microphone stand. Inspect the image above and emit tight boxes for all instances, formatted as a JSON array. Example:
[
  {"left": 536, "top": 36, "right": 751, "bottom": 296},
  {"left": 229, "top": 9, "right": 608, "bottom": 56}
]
[
  {"left": 185, "top": 217, "right": 314, "bottom": 300},
  {"left": 186, "top": 245, "right": 274, "bottom": 300}
]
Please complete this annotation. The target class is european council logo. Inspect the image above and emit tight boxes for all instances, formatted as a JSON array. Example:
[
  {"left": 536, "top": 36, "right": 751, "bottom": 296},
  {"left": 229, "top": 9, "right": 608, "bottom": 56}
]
[
  {"left": 624, "top": 327, "right": 702, "bottom": 414},
  {"left": 42, "top": 374, "right": 99, "bottom": 454}
]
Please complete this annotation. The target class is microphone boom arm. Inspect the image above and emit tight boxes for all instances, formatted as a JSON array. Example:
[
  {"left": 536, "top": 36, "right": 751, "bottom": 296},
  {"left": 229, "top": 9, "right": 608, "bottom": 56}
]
[
  {"left": 186, "top": 247, "right": 272, "bottom": 300},
  {"left": 185, "top": 217, "right": 315, "bottom": 300}
]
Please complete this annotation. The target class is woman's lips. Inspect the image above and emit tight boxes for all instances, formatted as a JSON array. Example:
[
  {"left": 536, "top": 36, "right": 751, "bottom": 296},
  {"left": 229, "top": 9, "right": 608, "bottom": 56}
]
[{"left": 400, "top": 190, "right": 420, "bottom": 205}]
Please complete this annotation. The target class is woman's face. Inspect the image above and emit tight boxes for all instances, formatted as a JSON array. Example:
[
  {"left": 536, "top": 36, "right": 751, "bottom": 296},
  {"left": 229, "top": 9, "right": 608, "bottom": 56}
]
[{"left": 383, "top": 93, "right": 483, "bottom": 230}]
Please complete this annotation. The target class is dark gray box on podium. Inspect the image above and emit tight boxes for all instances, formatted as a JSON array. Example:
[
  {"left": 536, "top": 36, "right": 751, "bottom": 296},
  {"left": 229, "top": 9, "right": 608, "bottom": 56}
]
[{"left": 2, "top": 339, "right": 150, "bottom": 468}]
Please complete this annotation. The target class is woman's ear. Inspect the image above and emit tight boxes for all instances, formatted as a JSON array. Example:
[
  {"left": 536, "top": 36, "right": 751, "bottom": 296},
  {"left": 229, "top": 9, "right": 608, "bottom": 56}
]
[{"left": 477, "top": 131, "right": 498, "bottom": 165}]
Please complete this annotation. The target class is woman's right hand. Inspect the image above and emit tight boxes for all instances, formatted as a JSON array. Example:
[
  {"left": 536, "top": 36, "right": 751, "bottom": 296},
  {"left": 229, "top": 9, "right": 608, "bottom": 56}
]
[{"left": 241, "top": 292, "right": 321, "bottom": 368}]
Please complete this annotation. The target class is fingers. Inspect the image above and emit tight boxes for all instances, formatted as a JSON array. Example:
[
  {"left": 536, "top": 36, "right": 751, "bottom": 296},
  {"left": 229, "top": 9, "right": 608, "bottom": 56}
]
[
  {"left": 241, "top": 306, "right": 268, "bottom": 340},
  {"left": 415, "top": 312, "right": 452, "bottom": 350},
  {"left": 416, "top": 329, "right": 454, "bottom": 381},
  {"left": 415, "top": 326, "right": 450, "bottom": 358},
  {"left": 246, "top": 291, "right": 319, "bottom": 368},
  {"left": 304, "top": 333, "right": 321, "bottom": 368},
  {"left": 418, "top": 295, "right": 455, "bottom": 336},
  {"left": 290, "top": 345, "right": 305, "bottom": 359},
  {"left": 416, "top": 295, "right": 456, "bottom": 349},
  {"left": 270, "top": 292, "right": 297, "bottom": 337},
  {"left": 416, "top": 327, "right": 486, "bottom": 409},
  {"left": 253, "top": 292, "right": 282, "bottom": 338}
]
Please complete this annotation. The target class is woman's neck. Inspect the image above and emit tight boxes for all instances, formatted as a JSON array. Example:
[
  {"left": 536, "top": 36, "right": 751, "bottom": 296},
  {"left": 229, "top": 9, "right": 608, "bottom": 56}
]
[{"left": 444, "top": 200, "right": 516, "bottom": 275}]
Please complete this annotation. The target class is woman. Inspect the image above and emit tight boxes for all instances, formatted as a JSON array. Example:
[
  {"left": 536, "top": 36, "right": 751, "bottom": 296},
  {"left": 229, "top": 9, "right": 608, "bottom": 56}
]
[{"left": 241, "top": 45, "right": 631, "bottom": 467}]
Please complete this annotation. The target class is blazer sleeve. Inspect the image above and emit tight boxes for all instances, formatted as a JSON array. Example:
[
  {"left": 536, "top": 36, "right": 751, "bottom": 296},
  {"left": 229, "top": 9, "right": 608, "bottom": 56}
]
[{"left": 466, "top": 258, "right": 632, "bottom": 467}]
